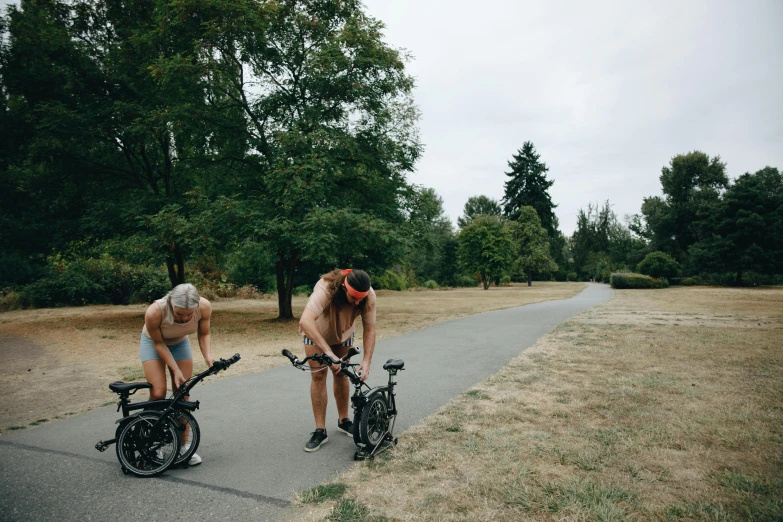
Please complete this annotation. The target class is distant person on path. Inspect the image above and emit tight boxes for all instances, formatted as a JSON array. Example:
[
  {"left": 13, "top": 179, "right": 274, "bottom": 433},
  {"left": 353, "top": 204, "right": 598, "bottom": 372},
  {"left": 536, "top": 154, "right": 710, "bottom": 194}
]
[
  {"left": 298, "top": 269, "right": 376, "bottom": 452},
  {"left": 140, "top": 283, "right": 214, "bottom": 466}
]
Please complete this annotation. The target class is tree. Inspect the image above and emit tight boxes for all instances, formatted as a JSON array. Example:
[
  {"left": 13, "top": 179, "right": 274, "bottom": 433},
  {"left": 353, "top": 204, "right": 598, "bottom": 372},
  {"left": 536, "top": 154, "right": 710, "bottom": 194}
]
[
  {"left": 457, "top": 195, "right": 501, "bottom": 228},
  {"left": 194, "top": 0, "right": 422, "bottom": 318},
  {"left": 501, "top": 142, "right": 558, "bottom": 237},
  {"left": 457, "top": 215, "right": 514, "bottom": 290},
  {"left": 689, "top": 166, "right": 782, "bottom": 284},
  {"left": 508, "top": 207, "right": 557, "bottom": 286},
  {"left": 406, "top": 187, "right": 455, "bottom": 285},
  {"left": 1, "top": 0, "right": 233, "bottom": 287},
  {"left": 570, "top": 200, "right": 644, "bottom": 280},
  {"left": 637, "top": 252, "right": 680, "bottom": 280},
  {"left": 634, "top": 151, "right": 728, "bottom": 262}
]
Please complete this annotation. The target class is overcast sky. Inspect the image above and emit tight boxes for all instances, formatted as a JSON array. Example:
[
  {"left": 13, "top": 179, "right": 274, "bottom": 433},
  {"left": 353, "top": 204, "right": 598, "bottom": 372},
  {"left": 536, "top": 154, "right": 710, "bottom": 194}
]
[
  {"left": 362, "top": 0, "right": 783, "bottom": 233},
  {"left": 3, "top": 1, "right": 781, "bottom": 234}
]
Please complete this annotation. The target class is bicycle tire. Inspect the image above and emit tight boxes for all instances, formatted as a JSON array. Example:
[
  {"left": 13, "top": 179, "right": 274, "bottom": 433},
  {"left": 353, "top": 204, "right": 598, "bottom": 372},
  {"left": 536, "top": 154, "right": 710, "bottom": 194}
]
[
  {"left": 358, "top": 393, "right": 390, "bottom": 447},
  {"left": 173, "top": 410, "right": 200, "bottom": 467},
  {"left": 116, "top": 411, "right": 179, "bottom": 477}
]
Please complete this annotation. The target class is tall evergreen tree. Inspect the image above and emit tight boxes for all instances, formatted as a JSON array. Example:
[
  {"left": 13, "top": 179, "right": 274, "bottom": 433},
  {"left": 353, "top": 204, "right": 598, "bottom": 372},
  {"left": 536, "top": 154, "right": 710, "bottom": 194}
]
[{"left": 501, "top": 141, "right": 558, "bottom": 237}]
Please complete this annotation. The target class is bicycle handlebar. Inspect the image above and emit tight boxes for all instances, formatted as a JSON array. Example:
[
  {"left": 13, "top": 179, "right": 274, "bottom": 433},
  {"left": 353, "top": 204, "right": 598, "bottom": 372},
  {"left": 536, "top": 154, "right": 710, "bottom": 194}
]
[
  {"left": 212, "top": 353, "right": 241, "bottom": 372},
  {"left": 281, "top": 347, "right": 360, "bottom": 368}
]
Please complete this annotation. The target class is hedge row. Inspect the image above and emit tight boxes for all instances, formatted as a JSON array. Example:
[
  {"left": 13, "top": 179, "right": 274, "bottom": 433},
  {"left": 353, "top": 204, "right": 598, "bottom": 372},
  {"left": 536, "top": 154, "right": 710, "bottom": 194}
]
[{"left": 610, "top": 272, "right": 669, "bottom": 289}]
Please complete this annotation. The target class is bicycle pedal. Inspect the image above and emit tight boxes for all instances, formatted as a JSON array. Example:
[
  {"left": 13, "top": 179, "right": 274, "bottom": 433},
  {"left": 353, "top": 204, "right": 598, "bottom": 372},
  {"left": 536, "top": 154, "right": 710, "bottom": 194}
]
[{"left": 353, "top": 450, "right": 372, "bottom": 461}]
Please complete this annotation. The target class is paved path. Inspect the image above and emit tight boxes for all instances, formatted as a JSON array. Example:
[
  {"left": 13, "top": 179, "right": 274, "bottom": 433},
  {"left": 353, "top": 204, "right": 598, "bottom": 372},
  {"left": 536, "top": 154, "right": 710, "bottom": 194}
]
[{"left": 0, "top": 283, "right": 612, "bottom": 521}]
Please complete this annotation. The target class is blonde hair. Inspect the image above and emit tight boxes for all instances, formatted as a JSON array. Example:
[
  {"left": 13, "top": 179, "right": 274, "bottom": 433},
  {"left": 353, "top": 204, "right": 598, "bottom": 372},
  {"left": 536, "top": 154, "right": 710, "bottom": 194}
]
[{"left": 161, "top": 284, "right": 200, "bottom": 325}]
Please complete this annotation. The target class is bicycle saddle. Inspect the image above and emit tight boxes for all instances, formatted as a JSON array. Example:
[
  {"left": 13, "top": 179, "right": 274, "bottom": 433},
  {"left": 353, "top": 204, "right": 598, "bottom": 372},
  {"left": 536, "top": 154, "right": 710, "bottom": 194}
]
[
  {"left": 383, "top": 359, "right": 404, "bottom": 370},
  {"left": 109, "top": 381, "right": 152, "bottom": 393}
]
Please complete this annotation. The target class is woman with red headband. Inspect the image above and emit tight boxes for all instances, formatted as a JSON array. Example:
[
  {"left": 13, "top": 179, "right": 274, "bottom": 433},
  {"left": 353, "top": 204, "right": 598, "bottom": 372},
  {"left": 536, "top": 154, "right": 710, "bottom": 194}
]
[{"left": 298, "top": 268, "right": 376, "bottom": 452}]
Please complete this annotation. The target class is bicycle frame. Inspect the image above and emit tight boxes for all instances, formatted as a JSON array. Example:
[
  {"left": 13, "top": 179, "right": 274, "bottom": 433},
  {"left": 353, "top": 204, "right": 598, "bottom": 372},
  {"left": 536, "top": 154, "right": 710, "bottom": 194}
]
[
  {"left": 95, "top": 354, "right": 240, "bottom": 455},
  {"left": 282, "top": 347, "right": 403, "bottom": 460}
]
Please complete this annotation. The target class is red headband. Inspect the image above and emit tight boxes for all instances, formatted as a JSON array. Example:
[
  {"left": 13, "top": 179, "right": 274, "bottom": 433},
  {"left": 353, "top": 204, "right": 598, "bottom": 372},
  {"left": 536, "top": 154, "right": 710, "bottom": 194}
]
[{"left": 342, "top": 269, "right": 369, "bottom": 299}]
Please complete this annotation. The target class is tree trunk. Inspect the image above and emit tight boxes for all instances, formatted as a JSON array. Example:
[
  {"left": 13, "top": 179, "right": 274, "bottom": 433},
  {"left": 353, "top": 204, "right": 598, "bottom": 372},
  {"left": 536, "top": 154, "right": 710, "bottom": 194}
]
[
  {"left": 735, "top": 269, "right": 743, "bottom": 286},
  {"left": 528, "top": 271, "right": 532, "bottom": 287},
  {"left": 165, "top": 242, "right": 186, "bottom": 288},
  {"left": 482, "top": 274, "right": 490, "bottom": 290},
  {"left": 275, "top": 252, "right": 297, "bottom": 319}
]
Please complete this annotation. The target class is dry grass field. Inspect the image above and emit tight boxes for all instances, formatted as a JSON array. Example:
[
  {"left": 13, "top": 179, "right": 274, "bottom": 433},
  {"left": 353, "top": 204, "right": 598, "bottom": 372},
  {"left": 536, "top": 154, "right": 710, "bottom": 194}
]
[
  {"left": 0, "top": 282, "right": 583, "bottom": 433},
  {"left": 284, "top": 286, "right": 783, "bottom": 522}
]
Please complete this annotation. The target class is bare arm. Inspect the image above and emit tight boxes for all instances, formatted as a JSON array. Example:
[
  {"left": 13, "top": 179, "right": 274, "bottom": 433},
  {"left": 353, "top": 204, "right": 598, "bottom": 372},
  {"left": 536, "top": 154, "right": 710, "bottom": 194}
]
[
  {"left": 144, "top": 305, "right": 186, "bottom": 387},
  {"left": 197, "top": 298, "right": 214, "bottom": 367},
  {"left": 299, "top": 308, "right": 339, "bottom": 362},
  {"left": 358, "top": 323, "right": 376, "bottom": 382}
]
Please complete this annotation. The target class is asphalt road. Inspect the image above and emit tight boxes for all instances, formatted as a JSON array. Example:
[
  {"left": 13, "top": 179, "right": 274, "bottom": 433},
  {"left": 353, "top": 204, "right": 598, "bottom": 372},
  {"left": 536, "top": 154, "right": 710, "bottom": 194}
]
[{"left": 0, "top": 283, "right": 612, "bottom": 522}]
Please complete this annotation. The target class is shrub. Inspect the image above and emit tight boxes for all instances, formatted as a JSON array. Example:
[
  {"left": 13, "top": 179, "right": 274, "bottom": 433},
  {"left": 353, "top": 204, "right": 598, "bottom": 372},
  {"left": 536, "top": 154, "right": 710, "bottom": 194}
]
[
  {"left": 499, "top": 275, "right": 512, "bottom": 286},
  {"left": 293, "top": 284, "right": 312, "bottom": 297},
  {"left": 423, "top": 280, "right": 439, "bottom": 289},
  {"left": 610, "top": 272, "right": 669, "bottom": 289},
  {"left": 454, "top": 274, "right": 478, "bottom": 287},
  {"left": 637, "top": 251, "right": 680, "bottom": 280},
  {"left": 679, "top": 277, "right": 705, "bottom": 286},
  {"left": 235, "top": 285, "right": 264, "bottom": 299},
  {"left": 19, "top": 255, "right": 170, "bottom": 307},
  {"left": 372, "top": 270, "right": 408, "bottom": 291},
  {"left": 0, "top": 291, "right": 30, "bottom": 312},
  {"left": 567, "top": 272, "right": 578, "bottom": 282}
]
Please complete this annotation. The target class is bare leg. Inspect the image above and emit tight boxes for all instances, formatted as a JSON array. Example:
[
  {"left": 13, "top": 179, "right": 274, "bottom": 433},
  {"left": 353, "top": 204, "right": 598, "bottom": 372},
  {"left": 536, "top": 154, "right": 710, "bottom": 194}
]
[
  {"left": 306, "top": 344, "right": 328, "bottom": 429},
  {"left": 331, "top": 345, "right": 350, "bottom": 421},
  {"left": 142, "top": 360, "right": 168, "bottom": 400},
  {"left": 168, "top": 359, "right": 193, "bottom": 446}
]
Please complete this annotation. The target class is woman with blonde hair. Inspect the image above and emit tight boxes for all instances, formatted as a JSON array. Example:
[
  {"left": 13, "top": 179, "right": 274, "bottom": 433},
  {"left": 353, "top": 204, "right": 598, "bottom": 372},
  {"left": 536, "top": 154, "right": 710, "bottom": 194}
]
[{"left": 140, "top": 283, "right": 214, "bottom": 466}]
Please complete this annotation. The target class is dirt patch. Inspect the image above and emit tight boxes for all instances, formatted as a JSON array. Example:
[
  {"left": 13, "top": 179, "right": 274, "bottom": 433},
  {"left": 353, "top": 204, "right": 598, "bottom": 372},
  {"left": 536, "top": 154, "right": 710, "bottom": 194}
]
[
  {"left": 286, "top": 286, "right": 783, "bottom": 521},
  {"left": 0, "top": 282, "right": 584, "bottom": 433}
]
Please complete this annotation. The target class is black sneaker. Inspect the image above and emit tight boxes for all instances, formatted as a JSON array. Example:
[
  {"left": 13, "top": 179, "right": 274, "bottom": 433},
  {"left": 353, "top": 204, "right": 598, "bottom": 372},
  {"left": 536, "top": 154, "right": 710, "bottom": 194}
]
[
  {"left": 305, "top": 429, "right": 328, "bottom": 452},
  {"left": 337, "top": 418, "right": 354, "bottom": 437}
]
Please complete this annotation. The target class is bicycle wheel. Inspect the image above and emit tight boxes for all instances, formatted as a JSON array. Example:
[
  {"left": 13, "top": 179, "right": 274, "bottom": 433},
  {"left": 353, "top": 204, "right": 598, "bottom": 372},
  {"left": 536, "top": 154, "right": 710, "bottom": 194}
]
[
  {"left": 116, "top": 411, "right": 179, "bottom": 477},
  {"left": 172, "top": 410, "right": 200, "bottom": 467},
  {"left": 357, "top": 393, "right": 390, "bottom": 447}
]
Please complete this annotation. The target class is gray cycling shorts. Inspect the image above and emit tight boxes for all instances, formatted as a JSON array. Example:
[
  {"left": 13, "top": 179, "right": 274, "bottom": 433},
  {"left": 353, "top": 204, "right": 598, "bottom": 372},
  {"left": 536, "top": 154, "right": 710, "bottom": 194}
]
[{"left": 139, "top": 333, "right": 192, "bottom": 363}]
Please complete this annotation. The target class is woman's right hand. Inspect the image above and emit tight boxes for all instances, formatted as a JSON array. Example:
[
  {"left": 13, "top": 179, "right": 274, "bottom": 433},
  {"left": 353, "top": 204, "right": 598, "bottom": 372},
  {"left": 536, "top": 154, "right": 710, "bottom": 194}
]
[{"left": 173, "top": 368, "right": 187, "bottom": 388}]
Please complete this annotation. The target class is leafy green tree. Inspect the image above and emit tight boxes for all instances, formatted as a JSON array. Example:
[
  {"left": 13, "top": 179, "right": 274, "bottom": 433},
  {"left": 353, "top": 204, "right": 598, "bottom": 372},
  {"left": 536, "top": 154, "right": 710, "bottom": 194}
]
[
  {"left": 1, "top": 0, "right": 236, "bottom": 287},
  {"left": 406, "top": 187, "right": 455, "bottom": 284},
  {"left": 508, "top": 207, "right": 557, "bottom": 286},
  {"left": 636, "top": 251, "right": 680, "bottom": 280},
  {"left": 457, "top": 195, "right": 501, "bottom": 228},
  {"left": 633, "top": 151, "right": 728, "bottom": 262},
  {"left": 184, "top": 0, "right": 421, "bottom": 318},
  {"left": 457, "top": 215, "right": 514, "bottom": 290},
  {"left": 570, "top": 200, "right": 644, "bottom": 280},
  {"left": 501, "top": 142, "right": 558, "bottom": 237},
  {"left": 689, "top": 167, "right": 782, "bottom": 284}
]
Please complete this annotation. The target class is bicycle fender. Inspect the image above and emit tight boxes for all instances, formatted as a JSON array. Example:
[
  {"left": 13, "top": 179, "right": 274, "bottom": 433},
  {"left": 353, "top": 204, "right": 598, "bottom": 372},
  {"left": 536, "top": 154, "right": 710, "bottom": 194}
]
[{"left": 363, "top": 387, "right": 388, "bottom": 399}]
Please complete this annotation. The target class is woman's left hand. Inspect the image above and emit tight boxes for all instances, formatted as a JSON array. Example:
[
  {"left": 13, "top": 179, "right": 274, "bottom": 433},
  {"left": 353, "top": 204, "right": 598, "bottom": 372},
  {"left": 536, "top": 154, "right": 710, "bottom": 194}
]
[{"left": 205, "top": 354, "right": 215, "bottom": 367}]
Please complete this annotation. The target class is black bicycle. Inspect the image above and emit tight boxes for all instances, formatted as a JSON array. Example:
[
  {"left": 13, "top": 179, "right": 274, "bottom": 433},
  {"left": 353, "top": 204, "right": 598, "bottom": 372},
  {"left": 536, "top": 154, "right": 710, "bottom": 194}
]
[
  {"left": 282, "top": 347, "right": 404, "bottom": 460},
  {"left": 95, "top": 353, "right": 241, "bottom": 477}
]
